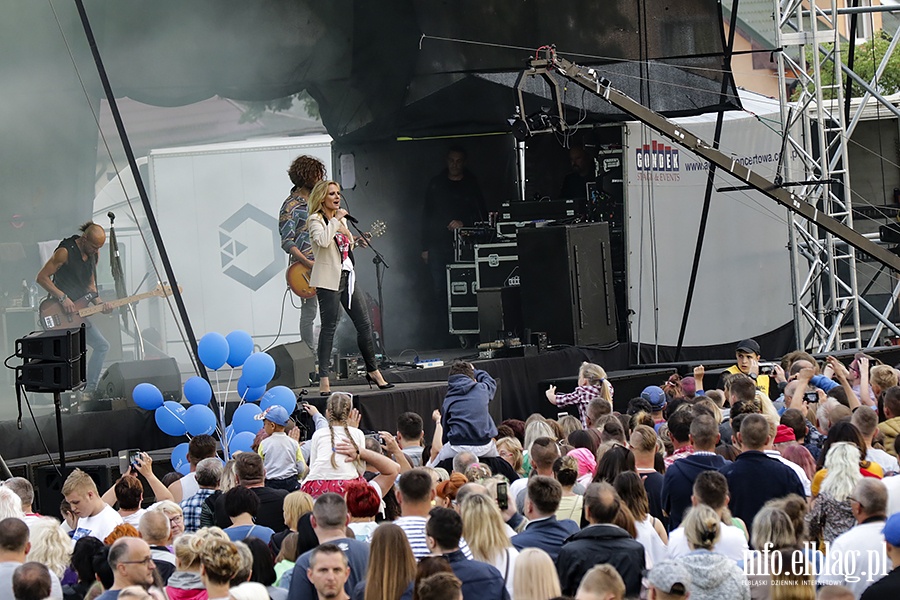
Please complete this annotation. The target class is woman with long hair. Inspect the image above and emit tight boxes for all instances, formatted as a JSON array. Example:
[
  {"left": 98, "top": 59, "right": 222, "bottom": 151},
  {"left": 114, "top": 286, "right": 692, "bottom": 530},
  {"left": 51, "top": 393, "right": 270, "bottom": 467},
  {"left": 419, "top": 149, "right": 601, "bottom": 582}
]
[
  {"left": 459, "top": 493, "right": 518, "bottom": 597},
  {"left": 511, "top": 548, "right": 561, "bottom": 600},
  {"left": 593, "top": 444, "right": 635, "bottom": 484},
  {"left": 746, "top": 506, "right": 815, "bottom": 600},
  {"left": 357, "top": 523, "right": 417, "bottom": 600},
  {"left": 613, "top": 471, "right": 667, "bottom": 568},
  {"left": 269, "top": 490, "right": 313, "bottom": 556},
  {"left": 305, "top": 180, "right": 392, "bottom": 395},
  {"left": 807, "top": 442, "right": 862, "bottom": 546},
  {"left": 27, "top": 517, "right": 72, "bottom": 580},
  {"left": 813, "top": 420, "right": 882, "bottom": 481},
  {"left": 495, "top": 437, "right": 525, "bottom": 476},
  {"left": 300, "top": 392, "right": 366, "bottom": 498}
]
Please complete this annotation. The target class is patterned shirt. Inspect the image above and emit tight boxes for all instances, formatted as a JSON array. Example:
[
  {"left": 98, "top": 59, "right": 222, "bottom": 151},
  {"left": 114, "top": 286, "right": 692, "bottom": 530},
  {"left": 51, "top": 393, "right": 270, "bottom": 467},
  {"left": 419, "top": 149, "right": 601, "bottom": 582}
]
[
  {"left": 552, "top": 384, "right": 613, "bottom": 428},
  {"left": 279, "top": 192, "right": 313, "bottom": 261},
  {"left": 181, "top": 488, "right": 216, "bottom": 533},
  {"left": 663, "top": 445, "right": 695, "bottom": 468}
]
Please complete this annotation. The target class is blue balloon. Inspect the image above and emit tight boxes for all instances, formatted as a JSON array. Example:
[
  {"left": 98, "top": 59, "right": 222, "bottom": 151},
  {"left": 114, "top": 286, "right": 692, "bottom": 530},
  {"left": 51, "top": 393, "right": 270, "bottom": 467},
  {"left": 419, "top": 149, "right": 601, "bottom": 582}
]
[
  {"left": 231, "top": 403, "right": 263, "bottom": 434},
  {"left": 183, "top": 376, "right": 212, "bottom": 406},
  {"left": 198, "top": 332, "right": 230, "bottom": 370},
  {"left": 226, "top": 330, "right": 254, "bottom": 368},
  {"left": 260, "top": 386, "right": 297, "bottom": 413},
  {"left": 133, "top": 383, "right": 164, "bottom": 410},
  {"left": 171, "top": 442, "right": 190, "bottom": 474},
  {"left": 176, "top": 460, "right": 191, "bottom": 476},
  {"left": 184, "top": 404, "right": 217, "bottom": 436},
  {"left": 241, "top": 352, "right": 276, "bottom": 388},
  {"left": 230, "top": 431, "right": 256, "bottom": 454},
  {"left": 237, "top": 377, "right": 266, "bottom": 402},
  {"left": 155, "top": 401, "right": 187, "bottom": 437}
]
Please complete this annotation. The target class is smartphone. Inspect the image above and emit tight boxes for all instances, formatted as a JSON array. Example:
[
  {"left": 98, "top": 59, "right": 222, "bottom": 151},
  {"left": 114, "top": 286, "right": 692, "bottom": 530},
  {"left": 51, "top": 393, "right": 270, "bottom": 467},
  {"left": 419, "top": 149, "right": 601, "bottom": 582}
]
[
  {"left": 759, "top": 363, "right": 775, "bottom": 375},
  {"left": 496, "top": 481, "right": 509, "bottom": 510},
  {"left": 804, "top": 391, "right": 819, "bottom": 404},
  {"left": 118, "top": 448, "right": 141, "bottom": 474},
  {"left": 558, "top": 411, "right": 568, "bottom": 420}
]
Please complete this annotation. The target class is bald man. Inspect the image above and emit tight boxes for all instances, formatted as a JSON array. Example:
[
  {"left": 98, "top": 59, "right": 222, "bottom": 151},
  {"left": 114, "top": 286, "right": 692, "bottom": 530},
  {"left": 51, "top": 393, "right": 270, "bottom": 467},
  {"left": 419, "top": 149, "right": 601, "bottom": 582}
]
[{"left": 37, "top": 221, "right": 112, "bottom": 396}]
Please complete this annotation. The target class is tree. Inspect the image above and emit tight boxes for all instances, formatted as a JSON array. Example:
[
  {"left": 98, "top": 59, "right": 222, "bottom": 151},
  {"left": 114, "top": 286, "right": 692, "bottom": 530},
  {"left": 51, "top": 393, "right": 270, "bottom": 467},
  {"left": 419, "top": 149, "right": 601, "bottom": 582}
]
[{"left": 804, "top": 30, "right": 900, "bottom": 99}]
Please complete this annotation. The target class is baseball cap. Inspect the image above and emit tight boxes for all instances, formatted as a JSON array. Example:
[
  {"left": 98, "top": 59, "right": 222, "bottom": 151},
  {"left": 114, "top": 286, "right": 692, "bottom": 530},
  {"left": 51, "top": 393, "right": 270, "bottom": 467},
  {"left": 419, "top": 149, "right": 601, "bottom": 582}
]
[
  {"left": 256, "top": 405, "right": 290, "bottom": 426},
  {"left": 774, "top": 424, "right": 796, "bottom": 444},
  {"left": 641, "top": 385, "right": 667, "bottom": 410},
  {"left": 735, "top": 338, "right": 760, "bottom": 355},
  {"left": 883, "top": 513, "right": 900, "bottom": 546},
  {"left": 646, "top": 560, "right": 691, "bottom": 596}
]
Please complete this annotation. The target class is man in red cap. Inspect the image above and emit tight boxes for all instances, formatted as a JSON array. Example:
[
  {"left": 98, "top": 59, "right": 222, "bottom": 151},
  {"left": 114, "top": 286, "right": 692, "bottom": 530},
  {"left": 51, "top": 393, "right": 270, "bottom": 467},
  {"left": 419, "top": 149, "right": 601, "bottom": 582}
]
[{"left": 764, "top": 424, "right": 811, "bottom": 497}]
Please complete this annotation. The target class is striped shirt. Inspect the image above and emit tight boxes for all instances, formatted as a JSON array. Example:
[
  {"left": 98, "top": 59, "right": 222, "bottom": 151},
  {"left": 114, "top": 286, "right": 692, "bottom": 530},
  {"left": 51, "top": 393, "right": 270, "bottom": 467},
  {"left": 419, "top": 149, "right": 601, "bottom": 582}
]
[{"left": 394, "top": 516, "right": 473, "bottom": 560}]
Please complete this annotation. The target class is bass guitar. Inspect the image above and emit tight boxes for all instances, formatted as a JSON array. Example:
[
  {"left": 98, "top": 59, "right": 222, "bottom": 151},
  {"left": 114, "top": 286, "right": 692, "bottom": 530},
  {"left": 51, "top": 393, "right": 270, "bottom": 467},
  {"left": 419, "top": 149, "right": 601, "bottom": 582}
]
[
  {"left": 39, "top": 284, "right": 178, "bottom": 331},
  {"left": 287, "top": 220, "right": 386, "bottom": 298}
]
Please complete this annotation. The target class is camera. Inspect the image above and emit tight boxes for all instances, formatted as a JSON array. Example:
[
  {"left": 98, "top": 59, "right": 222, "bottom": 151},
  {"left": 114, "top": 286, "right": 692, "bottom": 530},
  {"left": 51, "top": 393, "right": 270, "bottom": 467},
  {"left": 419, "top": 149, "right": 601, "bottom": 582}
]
[
  {"left": 804, "top": 391, "right": 819, "bottom": 403},
  {"left": 759, "top": 363, "right": 776, "bottom": 375},
  {"left": 118, "top": 448, "right": 141, "bottom": 474}
]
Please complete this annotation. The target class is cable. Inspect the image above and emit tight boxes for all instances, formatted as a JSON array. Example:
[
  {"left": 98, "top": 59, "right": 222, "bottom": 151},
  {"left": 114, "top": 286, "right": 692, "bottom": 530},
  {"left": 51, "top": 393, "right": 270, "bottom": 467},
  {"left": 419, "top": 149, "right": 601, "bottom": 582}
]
[
  {"left": 22, "top": 389, "right": 62, "bottom": 478},
  {"left": 262, "top": 287, "right": 294, "bottom": 352}
]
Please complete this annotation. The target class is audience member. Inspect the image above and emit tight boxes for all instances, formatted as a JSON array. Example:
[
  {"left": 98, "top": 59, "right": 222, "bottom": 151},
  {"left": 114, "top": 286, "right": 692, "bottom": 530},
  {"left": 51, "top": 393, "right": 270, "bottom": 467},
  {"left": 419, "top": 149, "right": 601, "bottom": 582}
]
[
  {"left": 416, "top": 572, "right": 462, "bottom": 600},
  {"left": 63, "top": 535, "right": 104, "bottom": 599},
  {"left": 511, "top": 547, "right": 561, "bottom": 600},
  {"left": 511, "top": 476, "right": 579, "bottom": 561},
  {"left": 879, "top": 386, "right": 900, "bottom": 456},
  {"left": 674, "top": 505, "right": 749, "bottom": 600},
  {"left": 645, "top": 560, "right": 691, "bottom": 600},
  {"left": 169, "top": 434, "right": 218, "bottom": 504},
  {"left": 258, "top": 405, "right": 306, "bottom": 492},
  {"left": 0, "top": 517, "right": 63, "bottom": 598},
  {"left": 459, "top": 493, "right": 518, "bottom": 597},
  {"left": 614, "top": 471, "right": 667, "bottom": 568},
  {"left": 288, "top": 493, "right": 369, "bottom": 600},
  {"left": 432, "top": 362, "right": 498, "bottom": 465},
  {"left": 181, "top": 457, "right": 222, "bottom": 534},
  {"left": 354, "top": 523, "right": 416, "bottom": 600},
  {"left": 139, "top": 511, "right": 176, "bottom": 584},
  {"left": 853, "top": 407, "right": 899, "bottom": 475},
  {"left": 545, "top": 362, "right": 613, "bottom": 428},
  {"left": 552, "top": 455, "right": 584, "bottom": 523},
  {"left": 213, "top": 452, "right": 287, "bottom": 532},
  {"left": 574, "top": 563, "right": 625, "bottom": 600},
  {"left": 24, "top": 517, "right": 70, "bottom": 580},
  {"left": 720, "top": 414, "right": 804, "bottom": 528},
  {"left": 661, "top": 414, "right": 728, "bottom": 531},
  {"left": 222, "top": 486, "right": 275, "bottom": 544},
  {"left": 511, "top": 437, "right": 559, "bottom": 512},
  {"left": 2, "top": 479, "right": 40, "bottom": 529},
  {"left": 62, "top": 469, "right": 123, "bottom": 542},
  {"left": 394, "top": 469, "right": 471, "bottom": 559},
  {"left": 199, "top": 537, "right": 243, "bottom": 600},
  {"left": 666, "top": 471, "right": 748, "bottom": 562},
  {"left": 807, "top": 442, "right": 864, "bottom": 546},
  {"left": 424, "top": 507, "right": 508, "bottom": 599},
  {"left": 12, "top": 562, "right": 52, "bottom": 600},
  {"left": 397, "top": 412, "right": 426, "bottom": 468},
  {"left": 861, "top": 512, "right": 900, "bottom": 599},
  {"left": 818, "top": 479, "right": 890, "bottom": 596},
  {"left": 96, "top": 537, "right": 157, "bottom": 600},
  {"left": 557, "top": 482, "right": 644, "bottom": 597}
]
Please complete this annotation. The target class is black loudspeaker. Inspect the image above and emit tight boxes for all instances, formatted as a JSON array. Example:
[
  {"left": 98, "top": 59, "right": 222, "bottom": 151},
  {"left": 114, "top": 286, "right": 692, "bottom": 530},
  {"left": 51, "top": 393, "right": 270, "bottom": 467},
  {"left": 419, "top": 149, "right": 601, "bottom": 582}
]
[
  {"left": 35, "top": 459, "right": 117, "bottom": 516},
  {"left": 267, "top": 342, "right": 316, "bottom": 389},
  {"left": 477, "top": 287, "right": 523, "bottom": 342},
  {"left": 518, "top": 223, "right": 617, "bottom": 346},
  {"left": 97, "top": 357, "right": 182, "bottom": 401}
]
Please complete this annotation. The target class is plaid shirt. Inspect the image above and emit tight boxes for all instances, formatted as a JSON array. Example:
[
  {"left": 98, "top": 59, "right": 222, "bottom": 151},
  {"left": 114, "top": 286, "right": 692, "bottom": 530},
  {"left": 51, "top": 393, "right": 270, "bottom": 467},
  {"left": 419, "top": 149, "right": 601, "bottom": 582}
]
[
  {"left": 553, "top": 384, "right": 610, "bottom": 428},
  {"left": 180, "top": 488, "right": 216, "bottom": 533}
]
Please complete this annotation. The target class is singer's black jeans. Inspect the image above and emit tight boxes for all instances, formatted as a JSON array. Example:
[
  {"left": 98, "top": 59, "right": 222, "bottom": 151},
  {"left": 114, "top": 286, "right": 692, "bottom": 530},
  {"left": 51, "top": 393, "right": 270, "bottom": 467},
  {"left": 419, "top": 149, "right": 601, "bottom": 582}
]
[{"left": 316, "top": 271, "right": 378, "bottom": 378}]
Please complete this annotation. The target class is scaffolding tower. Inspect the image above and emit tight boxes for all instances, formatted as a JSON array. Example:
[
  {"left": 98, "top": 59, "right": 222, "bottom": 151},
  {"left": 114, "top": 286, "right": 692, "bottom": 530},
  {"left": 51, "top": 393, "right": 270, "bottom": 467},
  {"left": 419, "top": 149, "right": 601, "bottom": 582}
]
[{"left": 775, "top": 0, "right": 900, "bottom": 351}]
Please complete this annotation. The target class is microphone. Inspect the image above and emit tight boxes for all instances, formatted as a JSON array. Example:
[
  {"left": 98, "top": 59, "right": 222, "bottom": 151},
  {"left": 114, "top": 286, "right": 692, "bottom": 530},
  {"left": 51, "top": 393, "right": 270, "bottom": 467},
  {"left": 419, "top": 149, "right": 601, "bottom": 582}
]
[
  {"left": 344, "top": 214, "right": 359, "bottom": 224},
  {"left": 107, "top": 211, "right": 115, "bottom": 223}
]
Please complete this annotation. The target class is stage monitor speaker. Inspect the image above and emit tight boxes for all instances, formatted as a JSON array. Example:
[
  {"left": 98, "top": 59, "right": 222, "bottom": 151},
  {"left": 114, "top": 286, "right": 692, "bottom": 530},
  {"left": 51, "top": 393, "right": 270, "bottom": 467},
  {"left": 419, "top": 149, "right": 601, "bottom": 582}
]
[
  {"left": 517, "top": 222, "right": 617, "bottom": 346},
  {"left": 35, "top": 459, "right": 117, "bottom": 516},
  {"left": 97, "top": 357, "right": 182, "bottom": 401},
  {"left": 267, "top": 342, "right": 316, "bottom": 389},
  {"left": 477, "top": 287, "right": 523, "bottom": 342}
]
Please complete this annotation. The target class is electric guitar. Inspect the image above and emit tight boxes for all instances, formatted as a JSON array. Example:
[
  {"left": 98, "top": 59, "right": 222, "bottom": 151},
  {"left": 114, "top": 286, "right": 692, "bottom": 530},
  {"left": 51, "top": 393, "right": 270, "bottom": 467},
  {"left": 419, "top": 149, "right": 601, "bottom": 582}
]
[
  {"left": 286, "top": 220, "right": 386, "bottom": 298},
  {"left": 39, "top": 284, "right": 178, "bottom": 331}
]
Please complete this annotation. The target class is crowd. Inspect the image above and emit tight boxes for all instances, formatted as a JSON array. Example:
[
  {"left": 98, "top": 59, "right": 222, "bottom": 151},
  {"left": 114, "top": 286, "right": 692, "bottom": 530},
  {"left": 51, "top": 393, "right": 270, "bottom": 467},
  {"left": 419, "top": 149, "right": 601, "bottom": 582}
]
[{"left": 4, "top": 339, "right": 900, "bottom": 599}]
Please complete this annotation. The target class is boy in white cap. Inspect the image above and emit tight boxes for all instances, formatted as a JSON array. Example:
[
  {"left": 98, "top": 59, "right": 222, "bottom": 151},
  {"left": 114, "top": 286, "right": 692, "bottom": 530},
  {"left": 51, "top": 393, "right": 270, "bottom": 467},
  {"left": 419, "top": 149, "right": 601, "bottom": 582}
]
[{"left": 256, "top": 405, "right": 306, "bottom": 491}]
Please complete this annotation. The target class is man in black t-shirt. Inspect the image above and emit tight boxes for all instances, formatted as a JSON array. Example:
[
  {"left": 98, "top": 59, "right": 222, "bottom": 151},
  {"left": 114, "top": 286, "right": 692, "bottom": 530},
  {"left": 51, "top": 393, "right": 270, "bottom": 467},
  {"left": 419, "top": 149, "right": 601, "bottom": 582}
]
[
  {"left": 213, "top": 452, "right": 287, "bottom": 532},
  {"left": 421, "top": 147, "right": 486, "bottom": 307},
  {"left": 36, "top": 221, "right": 113, "bottom": 396}
]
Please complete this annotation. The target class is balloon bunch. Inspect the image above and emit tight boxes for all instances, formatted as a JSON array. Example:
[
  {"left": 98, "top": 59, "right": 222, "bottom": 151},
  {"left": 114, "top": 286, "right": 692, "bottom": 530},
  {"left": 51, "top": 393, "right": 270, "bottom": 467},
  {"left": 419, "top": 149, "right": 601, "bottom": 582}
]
[{"left": 132, "top": 330, "right": 300, "bottom": 470}]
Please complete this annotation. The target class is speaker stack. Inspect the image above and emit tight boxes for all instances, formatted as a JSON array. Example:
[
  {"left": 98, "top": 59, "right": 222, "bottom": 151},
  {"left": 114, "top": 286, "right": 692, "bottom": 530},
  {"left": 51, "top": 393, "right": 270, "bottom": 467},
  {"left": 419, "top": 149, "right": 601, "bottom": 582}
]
[{"left": 517, "top": 222, "right": 618, "bottom": 346}]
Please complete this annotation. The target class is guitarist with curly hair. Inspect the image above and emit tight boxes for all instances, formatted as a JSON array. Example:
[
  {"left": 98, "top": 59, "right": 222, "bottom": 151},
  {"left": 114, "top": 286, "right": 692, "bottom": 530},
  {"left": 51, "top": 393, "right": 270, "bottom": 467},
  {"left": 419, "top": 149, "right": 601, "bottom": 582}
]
[
  {"left": 36, "top": 221, "right": 113, "bottom": 397},
  {"left": 280, "top": 154, "right": 327, "bottom": 354}
]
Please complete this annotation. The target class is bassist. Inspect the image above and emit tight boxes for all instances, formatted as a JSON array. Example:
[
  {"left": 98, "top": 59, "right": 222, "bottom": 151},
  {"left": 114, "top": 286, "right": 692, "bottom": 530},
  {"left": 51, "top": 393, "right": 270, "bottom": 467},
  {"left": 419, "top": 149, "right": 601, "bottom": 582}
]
[{"left": 36, "top": 221, "right": 112, "bottom": 397}]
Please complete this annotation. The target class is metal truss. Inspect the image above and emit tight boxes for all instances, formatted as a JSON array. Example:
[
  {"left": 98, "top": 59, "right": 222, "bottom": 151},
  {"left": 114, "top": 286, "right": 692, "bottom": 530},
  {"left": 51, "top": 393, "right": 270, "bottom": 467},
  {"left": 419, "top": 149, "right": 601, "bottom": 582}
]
[{"left": 775, "top": 0, "right": 900, "bottom": 351}]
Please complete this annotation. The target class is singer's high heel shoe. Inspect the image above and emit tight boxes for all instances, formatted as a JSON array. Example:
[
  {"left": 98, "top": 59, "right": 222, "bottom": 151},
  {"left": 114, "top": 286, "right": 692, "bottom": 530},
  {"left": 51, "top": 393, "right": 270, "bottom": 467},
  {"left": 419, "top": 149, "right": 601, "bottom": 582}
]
[{"left": 366, "top": 373, "right": 394, "bottom": 390}]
